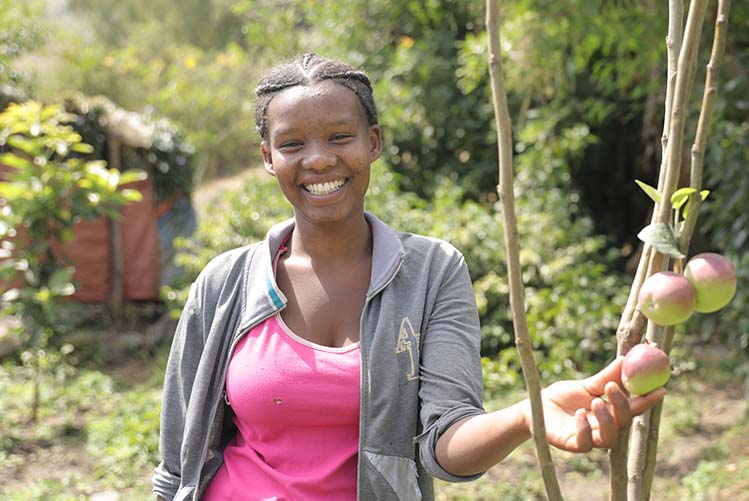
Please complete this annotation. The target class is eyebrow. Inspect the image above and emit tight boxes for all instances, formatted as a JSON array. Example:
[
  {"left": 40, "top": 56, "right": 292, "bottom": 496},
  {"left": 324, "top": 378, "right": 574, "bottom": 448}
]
[{"left": 272, "top": 117, "right": 360, "bottom": 138}]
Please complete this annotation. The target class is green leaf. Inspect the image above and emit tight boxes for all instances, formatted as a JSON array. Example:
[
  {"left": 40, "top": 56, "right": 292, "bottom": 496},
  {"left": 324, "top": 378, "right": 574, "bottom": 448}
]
[
  {"left": 637, "top": 223, "right": 685, "bottom": 259},
  {"left": 0, "top": 152, "right": 32, "bottom": 169},
  {"left": 120, "top": 189, "right": 143, "bottom": 202},
  {"left": 635, "top": 180, "right": 662, "bottom": 204},
  {"left": 682, "top": 190, "right": 711, "bottom": 220},
  {"left": 118, "top": 169, "right": 148, "bottom": 186},
  {"left": 0, "top": 182, "right": 28, "bottom": 200},
  {"left": 70, "top": 142, "right": 94, "bottom": 154},
  {"left": 48, "top": 266, "right": 75, "bottom": 294},
  {"left": 5, "top": 136, "right": 37, "bottom": 155},
  {"left": 670, "top": 187, "right": 697, "bottom": 210}
]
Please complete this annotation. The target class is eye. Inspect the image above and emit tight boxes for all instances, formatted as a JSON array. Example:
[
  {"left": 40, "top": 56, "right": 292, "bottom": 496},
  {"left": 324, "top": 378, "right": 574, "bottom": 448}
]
[
  {"left": 331, "top": 133, "right": 354, "bottom": 142},
  {"left": 278, "top": 140, "right": 303, "bottom": 150}
]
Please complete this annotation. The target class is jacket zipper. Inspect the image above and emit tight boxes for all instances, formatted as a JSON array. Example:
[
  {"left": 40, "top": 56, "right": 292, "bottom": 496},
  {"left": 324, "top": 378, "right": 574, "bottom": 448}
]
[{"left": 356, "top": 254, "right": 405, "bottom": 500}]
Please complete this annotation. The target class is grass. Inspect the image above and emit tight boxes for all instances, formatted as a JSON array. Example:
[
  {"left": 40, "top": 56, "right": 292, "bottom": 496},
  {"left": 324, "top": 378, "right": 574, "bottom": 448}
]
[{"left": 1, "top": 332, "right": 747, "bottom": 500}]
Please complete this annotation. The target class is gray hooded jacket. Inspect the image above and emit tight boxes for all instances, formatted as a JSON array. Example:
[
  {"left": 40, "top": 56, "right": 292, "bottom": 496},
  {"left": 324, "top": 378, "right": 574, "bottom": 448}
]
[{"left": 152, "top": 212, "right": 487, "bottom": 500}]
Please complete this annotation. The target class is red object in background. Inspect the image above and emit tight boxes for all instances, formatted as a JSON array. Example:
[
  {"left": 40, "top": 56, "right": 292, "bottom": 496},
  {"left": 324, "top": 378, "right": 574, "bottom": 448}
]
[
  {"left": 120, "top": 178, "right": 160, "bottom": 301},
  {"left": 1, "top": 163, "right": 160, "bottom": 302}
]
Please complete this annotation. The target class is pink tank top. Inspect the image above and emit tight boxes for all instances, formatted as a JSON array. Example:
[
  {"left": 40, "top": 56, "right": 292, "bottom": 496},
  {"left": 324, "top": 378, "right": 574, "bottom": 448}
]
[{"left": 203, "top": 314, "right": 361, "bottom": 500}]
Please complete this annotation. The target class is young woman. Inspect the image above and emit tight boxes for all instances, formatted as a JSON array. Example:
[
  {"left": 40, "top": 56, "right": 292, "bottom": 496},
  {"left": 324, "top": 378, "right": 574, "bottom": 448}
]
[{"left": 153, "top": 54, "right": 665, "bottom": 501}]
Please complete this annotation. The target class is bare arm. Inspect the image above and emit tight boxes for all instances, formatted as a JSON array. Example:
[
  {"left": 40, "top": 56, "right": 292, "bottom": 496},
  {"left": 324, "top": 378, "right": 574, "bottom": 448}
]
[
  {"left": 436, "top": 400, "right": 531, "bottom": 476},
  {"left": 435, "top": 358, "right": 666, "bottom": 477}
]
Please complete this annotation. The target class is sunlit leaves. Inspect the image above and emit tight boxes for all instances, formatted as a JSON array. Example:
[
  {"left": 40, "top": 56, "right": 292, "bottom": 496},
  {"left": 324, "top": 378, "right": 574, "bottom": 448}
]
[{"left": 0, "top": 100, "right": 146, "bottom": 348}]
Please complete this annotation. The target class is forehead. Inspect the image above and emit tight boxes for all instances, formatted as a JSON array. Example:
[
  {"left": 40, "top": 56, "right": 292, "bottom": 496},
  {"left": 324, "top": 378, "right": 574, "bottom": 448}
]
[{"left": 266, "top": 81, "right": 367, "bottom": 134}]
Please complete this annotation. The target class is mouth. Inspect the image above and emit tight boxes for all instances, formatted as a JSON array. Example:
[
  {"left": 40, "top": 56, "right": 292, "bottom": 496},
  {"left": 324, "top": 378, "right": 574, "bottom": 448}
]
[{"left": 302, "top": 178, "right": 347, "bottom": 196}]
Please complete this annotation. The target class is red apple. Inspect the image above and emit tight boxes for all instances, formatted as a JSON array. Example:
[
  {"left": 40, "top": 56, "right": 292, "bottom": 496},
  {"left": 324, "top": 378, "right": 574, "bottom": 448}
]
[
  {"left": 622, "top": 343, "right": 671, "bottom": 396},
  {"left": 684, "top": 252, "right": 737, "bottom": 313},
  {"left": 638, "top": 271, "right": 695, "bottom": 326}
]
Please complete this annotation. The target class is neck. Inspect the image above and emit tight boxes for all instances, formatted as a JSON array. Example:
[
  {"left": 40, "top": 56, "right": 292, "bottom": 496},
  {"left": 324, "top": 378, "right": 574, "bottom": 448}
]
[{"left": 289, "top": 213, "right": 372, "bottom": 262}]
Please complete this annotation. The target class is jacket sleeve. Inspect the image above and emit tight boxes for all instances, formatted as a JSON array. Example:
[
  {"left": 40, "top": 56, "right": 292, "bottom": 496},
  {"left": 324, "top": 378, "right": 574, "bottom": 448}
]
[
  {"left": 414, "top": 250, "right": 487, "bottom": 482},
  {"left": 152, "top": 281, "right": 206, "bottom": 500}
]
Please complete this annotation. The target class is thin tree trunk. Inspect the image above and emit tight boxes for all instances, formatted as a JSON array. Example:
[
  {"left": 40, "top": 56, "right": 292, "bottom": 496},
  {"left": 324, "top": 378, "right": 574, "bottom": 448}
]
[
  {"left": 485, "top": 2, "right": 563, "bottom": 500},
  {"left": 608, "top": 1, "right": 686, "bottom": 495},
  {"left": 108, "top": 136, "right": 125, "bottom": 324},
  {"left": 638, "top": 3, "right": 732, "bottom": 499}
]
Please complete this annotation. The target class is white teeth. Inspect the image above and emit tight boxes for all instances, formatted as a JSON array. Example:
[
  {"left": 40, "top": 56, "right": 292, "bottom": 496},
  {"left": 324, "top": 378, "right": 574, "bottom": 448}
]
[{"left": 304, "top": 178, "right": 345, "bottom": 196}]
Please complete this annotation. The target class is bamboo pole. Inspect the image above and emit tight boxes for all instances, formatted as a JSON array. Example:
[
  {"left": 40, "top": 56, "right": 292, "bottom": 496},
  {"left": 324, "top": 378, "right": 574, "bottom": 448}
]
[{"left": 485, "top": 2, "right": 564, "bottom": 499}]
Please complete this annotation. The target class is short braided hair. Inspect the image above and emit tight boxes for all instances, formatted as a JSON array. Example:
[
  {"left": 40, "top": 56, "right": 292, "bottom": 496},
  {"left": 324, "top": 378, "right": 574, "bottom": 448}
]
[{"left": 254, "top": 53, "right": 379, "bottom": 141}]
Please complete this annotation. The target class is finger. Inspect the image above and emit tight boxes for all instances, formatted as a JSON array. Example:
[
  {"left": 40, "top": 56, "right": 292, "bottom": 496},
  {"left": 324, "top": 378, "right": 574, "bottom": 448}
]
[
  {"left": 573, "top": 408, "right": 594, "bottom": 452},
  {"left": 592, "top": 398, "right": 618, "bottom": 449},
  {"left": 605, "top": 381, "right": 632, "bottom": 430},
  {"left": 629, "top": 387, "right": 667, "bottom": 416},
  {"left": 581, "top": 357, "right": 624, "bottom": 396}
]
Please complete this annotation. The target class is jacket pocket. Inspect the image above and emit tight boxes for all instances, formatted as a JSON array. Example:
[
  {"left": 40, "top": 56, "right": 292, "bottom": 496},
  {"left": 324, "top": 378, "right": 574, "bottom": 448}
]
[{"left": 364, "top": 451, "right": 422, "bottom": 501}]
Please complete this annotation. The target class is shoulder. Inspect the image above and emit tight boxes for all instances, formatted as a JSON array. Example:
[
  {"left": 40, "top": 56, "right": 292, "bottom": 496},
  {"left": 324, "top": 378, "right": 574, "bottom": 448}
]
[
  {"left": 398, "top": 231, "right": 466, "bottom": 267},
  {"left": 192, "top": 242, "right": 264, "bottom": 296}
]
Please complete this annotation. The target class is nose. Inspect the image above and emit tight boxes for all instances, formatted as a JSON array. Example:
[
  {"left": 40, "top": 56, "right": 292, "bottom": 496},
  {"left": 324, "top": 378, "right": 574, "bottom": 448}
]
[{"left": 302, "top": 140, "right": 336, "bottom": 171}]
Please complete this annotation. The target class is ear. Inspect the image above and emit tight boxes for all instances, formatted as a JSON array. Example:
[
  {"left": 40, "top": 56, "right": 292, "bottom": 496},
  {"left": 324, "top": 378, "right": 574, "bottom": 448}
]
[
  {"left": 261, "top": 142, "right": 276, "bottom": 176},
  {"left": 368, "top": 124, "right": 382, "bottom": 163}
]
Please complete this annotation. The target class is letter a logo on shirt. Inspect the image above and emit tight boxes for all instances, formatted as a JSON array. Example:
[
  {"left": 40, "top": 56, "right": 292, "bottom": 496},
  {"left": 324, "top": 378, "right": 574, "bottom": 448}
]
[{"left": 396, "top": 317, "right": 420, "bottom": 383}]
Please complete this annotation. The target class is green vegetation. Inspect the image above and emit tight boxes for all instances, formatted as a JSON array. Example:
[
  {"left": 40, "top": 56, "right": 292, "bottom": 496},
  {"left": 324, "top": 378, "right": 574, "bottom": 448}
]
[
  {"left": 1, "top": 339, "right": 745, "bottom": 499},
  {"left": 0, "top": 0, "right": 748, "bottom": 498}
]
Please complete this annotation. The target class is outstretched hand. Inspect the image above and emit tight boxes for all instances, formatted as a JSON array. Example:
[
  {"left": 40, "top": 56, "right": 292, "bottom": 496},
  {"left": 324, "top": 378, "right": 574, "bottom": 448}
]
[{"left": 538, "top": 357, "right": 666, "bottom": 452}]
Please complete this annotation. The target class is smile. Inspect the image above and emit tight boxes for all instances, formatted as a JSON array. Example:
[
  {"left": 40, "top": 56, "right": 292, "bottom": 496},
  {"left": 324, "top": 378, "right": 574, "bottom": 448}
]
[{"left": 303, "top": 178, "right": 346, "bottom": 196}]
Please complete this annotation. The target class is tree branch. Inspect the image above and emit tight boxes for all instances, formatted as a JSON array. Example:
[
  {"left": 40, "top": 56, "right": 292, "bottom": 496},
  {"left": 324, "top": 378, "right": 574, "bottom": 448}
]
[
  {"left": 638, "top": 2, "right": 733, "bottom": 499},
  {"left": 610, "top": 1, "right": 685, "bottom": 498},
  {"left": 485, "top": 2, "right": 563, "bottom": 500}
]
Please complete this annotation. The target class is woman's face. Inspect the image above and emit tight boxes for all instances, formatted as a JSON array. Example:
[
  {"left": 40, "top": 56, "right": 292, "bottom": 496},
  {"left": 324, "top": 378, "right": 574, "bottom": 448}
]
[{"left": 261, "top": 81, "right": 382, "bottom": 228}]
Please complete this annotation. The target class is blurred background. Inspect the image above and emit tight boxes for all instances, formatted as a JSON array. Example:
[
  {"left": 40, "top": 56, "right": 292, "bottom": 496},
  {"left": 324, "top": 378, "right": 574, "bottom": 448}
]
[{"left": 1, "top": 1, "right": 747, "bottom": 499}]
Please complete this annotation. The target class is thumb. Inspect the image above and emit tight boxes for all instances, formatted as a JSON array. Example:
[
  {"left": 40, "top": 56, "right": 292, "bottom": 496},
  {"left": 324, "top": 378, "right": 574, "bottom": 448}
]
[{"left": 581, "top": 356, "right": 624, "bottom": 396}]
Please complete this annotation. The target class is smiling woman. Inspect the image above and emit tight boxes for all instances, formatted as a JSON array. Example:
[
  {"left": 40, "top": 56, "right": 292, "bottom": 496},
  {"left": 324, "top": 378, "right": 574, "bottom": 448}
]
[
  {"left": 152, "top": 54, "right": 665, "bottom": 501},
  {"left": 260, "top": 80, "right": 382, "bottom": 230}
]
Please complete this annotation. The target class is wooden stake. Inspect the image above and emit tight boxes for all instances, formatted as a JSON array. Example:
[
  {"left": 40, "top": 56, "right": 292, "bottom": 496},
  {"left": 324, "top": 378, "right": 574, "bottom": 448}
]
[{"left": 485, "top": 2, "right": 564, "bottom": 499}]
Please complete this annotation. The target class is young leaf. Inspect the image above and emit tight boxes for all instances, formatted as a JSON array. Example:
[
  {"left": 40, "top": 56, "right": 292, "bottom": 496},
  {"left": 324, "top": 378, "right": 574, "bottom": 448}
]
[
  {"left": 635, "top": 180, "right": 662, "bottom": 204},
  {"left": 682, "top": 189, "right": 711, "bottom": 220},
  {"left": 637, "top": 223, "right": 685, "bottom": 259},
  {"left": 0, "top": 152, "right": 32, "bottom": 169},
  {"left": 119, "top": 189, "right": 143, "bottom": 202},
  {"left": 671, "top": 187, "right": 697, "bottom": 210},
  {"left": 118, "top": 169, "right": 148, "bottom": 186},
  {"left": 70, "top": 142, "right": 95, "bottom": 154}
]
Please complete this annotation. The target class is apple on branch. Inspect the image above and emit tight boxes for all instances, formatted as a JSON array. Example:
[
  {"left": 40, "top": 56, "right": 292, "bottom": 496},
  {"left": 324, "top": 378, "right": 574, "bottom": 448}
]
[
  {"left": 684, "top": 252, "right": 737, "bottom": 313},
  {"left": 621, "top": 343, "right": 671, "bottom": 396},
  {"left": 637, "top": 271, "right": 696, "bottom": 326}
]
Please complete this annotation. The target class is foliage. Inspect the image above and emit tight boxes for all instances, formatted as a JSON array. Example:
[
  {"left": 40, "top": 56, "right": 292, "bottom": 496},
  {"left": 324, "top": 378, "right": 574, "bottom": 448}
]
[
  {"left": 63, "top": 95, "right": 196, "bottom": 202},
  {"left": 0, "top": 346, "right": 161, "bottom": 499},
  {"left": 86, "top": 385, "right": 162, "bottom": 488},
  {"left": 39, "top": 1, "right": 270, "bottom": 181},
  {"left": 0, "top": 101, "right": 145, "bottom": 343},
  {"left": 0, "top": 101, "right": 147, "bottom": 421},
  {"left": 0, "top": 0, "right": 44, "bottom": 90}
]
